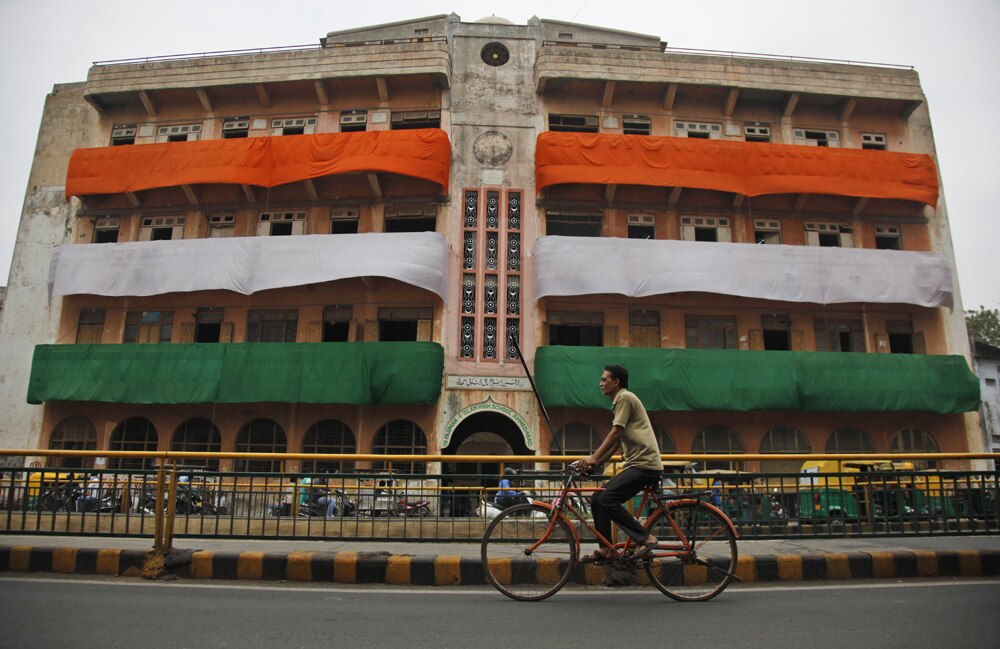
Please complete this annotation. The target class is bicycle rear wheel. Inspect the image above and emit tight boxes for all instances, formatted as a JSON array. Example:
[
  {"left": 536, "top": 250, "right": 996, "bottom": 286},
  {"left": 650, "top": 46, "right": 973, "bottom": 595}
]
[
  {"left": 481, "top": 503, "right": 577, "bottom": 601},
  {"left": 644, "top": 501, "right": 738, "bottom": 601}
]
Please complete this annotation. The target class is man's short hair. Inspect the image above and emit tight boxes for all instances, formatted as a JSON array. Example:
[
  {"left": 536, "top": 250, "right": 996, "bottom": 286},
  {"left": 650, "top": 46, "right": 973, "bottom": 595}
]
[{"left": 604, "top": 364, "right": 629, "bottom": 389}]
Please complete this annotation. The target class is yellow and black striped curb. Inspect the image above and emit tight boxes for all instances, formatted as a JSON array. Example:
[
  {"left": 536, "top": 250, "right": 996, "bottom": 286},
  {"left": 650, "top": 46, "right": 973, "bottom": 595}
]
[{"left": 1, "top": 546, "right": 998, "bottom": 584}]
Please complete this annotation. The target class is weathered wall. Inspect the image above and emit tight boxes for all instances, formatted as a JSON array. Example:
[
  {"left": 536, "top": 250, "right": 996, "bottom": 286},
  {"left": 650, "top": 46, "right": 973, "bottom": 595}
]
[{"left": 0, "top": 82, "right": 100, "bottom": 451}]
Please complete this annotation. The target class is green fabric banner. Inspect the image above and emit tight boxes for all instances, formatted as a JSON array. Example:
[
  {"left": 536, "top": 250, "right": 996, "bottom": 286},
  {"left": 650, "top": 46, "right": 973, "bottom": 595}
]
[
  {"left": 535, "top": 346, "right": 980, "bottom": 414},
  {"left": 28, "top": 342, "right": 444, "bottom": 405}
]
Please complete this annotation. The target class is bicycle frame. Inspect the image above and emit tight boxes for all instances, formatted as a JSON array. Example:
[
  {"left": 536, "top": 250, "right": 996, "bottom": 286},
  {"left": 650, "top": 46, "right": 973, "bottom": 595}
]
[{"left": 529, "top": 469, "right": 740, "bottom": 562}]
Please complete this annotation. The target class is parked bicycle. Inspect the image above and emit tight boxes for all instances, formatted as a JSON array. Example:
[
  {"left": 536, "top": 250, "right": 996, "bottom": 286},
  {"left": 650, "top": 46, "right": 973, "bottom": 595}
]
[{"left": 481, "top": 464, "right": 740, "bottom": 601}]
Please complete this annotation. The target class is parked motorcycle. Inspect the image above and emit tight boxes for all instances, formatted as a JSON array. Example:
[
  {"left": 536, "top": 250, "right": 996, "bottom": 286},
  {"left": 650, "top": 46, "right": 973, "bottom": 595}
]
[{"left": 392, "top": 495, "right": 431, "bottom": 517}]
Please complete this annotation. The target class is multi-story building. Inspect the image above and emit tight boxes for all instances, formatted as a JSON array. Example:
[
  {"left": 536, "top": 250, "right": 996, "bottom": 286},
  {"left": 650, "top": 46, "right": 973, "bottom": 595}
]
[
  {"left": 0, "top": 14, "right": 983, "bottom": 497},
  {"left": 972, "top": 342, "right": 1000, "bottom": 469}
]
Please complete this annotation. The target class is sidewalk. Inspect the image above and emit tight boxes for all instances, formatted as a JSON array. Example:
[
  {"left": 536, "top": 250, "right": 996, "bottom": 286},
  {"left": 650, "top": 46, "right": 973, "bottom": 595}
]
[{"left": 2, "top": 534, "right": 998, "bottom": 585}]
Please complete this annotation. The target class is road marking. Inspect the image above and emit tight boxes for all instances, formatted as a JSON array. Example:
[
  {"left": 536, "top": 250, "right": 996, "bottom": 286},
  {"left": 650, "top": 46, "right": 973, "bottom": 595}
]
[{"left": 2, "top": 575, "right": 999, "bottom": 597}]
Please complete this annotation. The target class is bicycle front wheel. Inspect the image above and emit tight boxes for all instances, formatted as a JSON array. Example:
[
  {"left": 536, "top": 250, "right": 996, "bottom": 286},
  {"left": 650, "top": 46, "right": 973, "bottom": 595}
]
[
  {"left": 481, "top": 503, "right": 577, "bottom": 601},
  {"left": 644, "top": 501, "right": 738, "bottom": 602}
]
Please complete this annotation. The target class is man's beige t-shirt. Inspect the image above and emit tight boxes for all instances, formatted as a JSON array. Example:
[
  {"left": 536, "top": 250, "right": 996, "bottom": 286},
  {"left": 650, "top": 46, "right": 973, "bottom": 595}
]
[{"left": 612, "top": 389, "right": 663, "bottom": 471}]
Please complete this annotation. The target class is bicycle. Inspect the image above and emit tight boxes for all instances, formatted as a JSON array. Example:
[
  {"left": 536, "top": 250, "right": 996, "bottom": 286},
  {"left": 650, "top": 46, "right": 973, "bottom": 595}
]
[{"left": 481, "top": 465, "right": 740, "bottom": 601}]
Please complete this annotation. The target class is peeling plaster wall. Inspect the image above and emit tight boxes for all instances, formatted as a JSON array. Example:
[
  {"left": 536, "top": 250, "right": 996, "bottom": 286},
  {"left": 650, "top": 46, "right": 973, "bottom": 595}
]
[{"left": 0, "top": 82, "right": 100, "bottom": 451}]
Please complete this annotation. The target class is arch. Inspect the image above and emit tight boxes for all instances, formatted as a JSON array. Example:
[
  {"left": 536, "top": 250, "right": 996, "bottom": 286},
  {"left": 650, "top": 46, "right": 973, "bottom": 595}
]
[
  {"left": 759, "top": 426, "right": 811, "bottom": 473},
  {"left": 442, "top": 398, "right": 536, "bottom": 450},
  {"left": 891, "top": 427, "right": 939, "bottom": 468},
  {"left": 653, "top": 425, "right": 676, "bottom": 454},
  {"left": 235, "top": 419, "right": 287, "bottom": 473},
  {"left": 108, "top": 417, "right": 158, "bottom": 470},
  {"left": 171, "top": 418, "right": 222, "bottom": 471},
  {"left": 48, "top": 416, "right": 97, "bottom": 469},
  {"left": 825, "top": 427, "right": 875, "bottom": 453},
  {"left": 372, "top": 419, "right": 428, "bottom": 474},
  {"left": 550, "top": 422, "right": 600, "bottom": 457},
  {"left": 301, "top": 419, "right": 357, "bottom": 474},
  {"left": 692, "top": 424, "right": 744, "bottom": 470}
]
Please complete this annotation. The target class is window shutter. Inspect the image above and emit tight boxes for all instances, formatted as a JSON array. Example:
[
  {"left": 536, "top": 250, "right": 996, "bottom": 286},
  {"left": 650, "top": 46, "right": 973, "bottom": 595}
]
[
  {"left": 76, "top": 326, "right": 104, "bottom": 345},
  {"left": 840, "top": 231, "right": 854, "bottom": 248},
  {"left": 417, "top": 319, "right": 432, "bottom": 342},
  {"left": 365, "top": 320, "right": 378, "bottom": 342},
  {"left": 806, "top": 230, "right": 820, "bottom": 246},
  {"left": 291, "top": 220, "right": 306, "bottom": 236},
  {"left": 912, "top": 332, "right": 926, "bottom": 354},
  {"left": 717, "top": 225, "right": 732, "bottom": 242},
  {"left": 180, "top": 323, "right": 195, "bottom": 343},
  {"left": 680, "top": 224, "right": 695, "bottom": 241},
  {"left": 172, "top": 225, "right": 185, "bottom": 240},
  {"left": 791, "top": 329, "right": 806, "bottom": 351},
  {"left": 257, "top": 221, "right": 270, "bottom": 236},
  {"left": 220, "top": 322, "right": 234, "bottom": 343},
  {"left": 604, "top": 325, "right": 619, "bottom": 347},
  {"left": 137, "top": 325, "right": 158, "bottom": 344},
  {"left": 749, "top": 329, "right": 763, "bottom": 350},
  {"left": 306, "top": 321, "right": 323, "bottom": 342}
]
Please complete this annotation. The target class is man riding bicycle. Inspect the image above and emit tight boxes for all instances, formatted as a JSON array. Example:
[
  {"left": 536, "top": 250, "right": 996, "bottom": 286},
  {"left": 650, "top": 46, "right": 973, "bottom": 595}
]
[{"left": 574, "top": 364, "right": 662, "bottom": 563}]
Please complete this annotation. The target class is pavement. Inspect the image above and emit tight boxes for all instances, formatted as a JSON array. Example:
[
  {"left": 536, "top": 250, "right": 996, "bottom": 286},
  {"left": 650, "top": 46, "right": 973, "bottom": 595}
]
[{"left": 1, "top": 533, "right": 998, "bottom": 586}]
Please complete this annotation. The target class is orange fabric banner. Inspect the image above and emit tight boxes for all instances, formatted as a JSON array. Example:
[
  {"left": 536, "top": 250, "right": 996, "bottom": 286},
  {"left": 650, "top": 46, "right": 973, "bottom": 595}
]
[
  {"left": 66, "top": 128, "right": 451, "bottom": 198},
  {"left": 535, "top": 132, "right": 939, "bottom": 206}
]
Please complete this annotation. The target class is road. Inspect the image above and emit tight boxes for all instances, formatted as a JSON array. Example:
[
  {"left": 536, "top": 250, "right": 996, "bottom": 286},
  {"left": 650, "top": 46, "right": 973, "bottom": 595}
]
[{"left": 1, "top": 576, "right": 996, "bottom": 649}]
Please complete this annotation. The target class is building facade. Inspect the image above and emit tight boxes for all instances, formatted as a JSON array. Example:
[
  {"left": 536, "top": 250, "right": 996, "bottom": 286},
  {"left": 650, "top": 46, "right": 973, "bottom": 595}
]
[
  {"left": 972, "top": 342, "right": 1000, "bottom": 469},
  {"left": 0, "top": 14, "right": 982, "bottom": 485}
]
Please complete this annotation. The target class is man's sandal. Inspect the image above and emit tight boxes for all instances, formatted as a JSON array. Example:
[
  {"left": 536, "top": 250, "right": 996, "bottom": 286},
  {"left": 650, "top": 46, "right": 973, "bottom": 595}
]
[
  {"left": 629, "top": 541, "right": 657, "bottom": 559},
  {"left": 579, "top": 549, "right": 613, "bottom": 564}
]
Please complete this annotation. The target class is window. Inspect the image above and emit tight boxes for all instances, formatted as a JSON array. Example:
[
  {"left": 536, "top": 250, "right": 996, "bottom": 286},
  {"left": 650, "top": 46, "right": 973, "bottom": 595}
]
[
  {"left": 390, "top": 110, "right": 441, "bottom": 130},
  {"left": 372, "top": 420, "right": 427, "bottom": 474},
  {"left": 890, "top": 427, "right": 939, "bottom": 468},
  {"left": 546, "top": 211, "right": 601, "bottom": 237},
  {"left": 171, "top": 419, "right": 221, "bottom": 471},
  {"left": 653, "top": 425, "right": 676, "bottom": 454},
  {"left": 759, "top": 426, "right": 811, "bottom": 473},
  {"left": 874, "top": 225, "right": 902, "bottom": 250},
  {"left": 987, "top": 378, "right": 997, "bottom": 388},
  {"left": 108, "top": 417, "right": 159, "bottom": 471},
  {"left": 76, "top": 309, "right": 105, "bottom": 344},
  {"left": 329, "top": 208, "right": 359, "bottom": 234},
  {"left": 793, "top": 128, "right": 839, "bottom": 147},
  {"left": 744, "top": 123, "right": 771, "bottom": 143},
  {"left": 194, "top": 307, "right": 224, "bottom": 343},
  {"left": 691, "top": 425, "right": 745, "bottom": 471},
  {"left": 548, "top": 311, "right": 603, "bottom": 346},
  {"left": 622, "top": 114, "right": 651, "bottom": 135},
  {"left": 111, "top": 124, "right": 136, "bottom": 146},
  {"left": 548, "top": 114, "right": 599, "bottom": 133},
  {"left": 222, "top": 116, "right": 250, "bottom": 139},
  {"left": 885, "top": 319, "right": 914, "bottom": 354},
  {"left": 814, "top": 318, "right": 864, "bottom": 352},
  {"left": 805, "top": 222, "right": 853, "bottom": 247},
  {"left": 93, "top": 217, "right": 120, "bottom": 244},
  {"left": 234, "top": 419, "right": 287, "bottom": 473},
  {"left": 139, "top": 216, "right": 185, "bottom": 241},
  {"left": 674, "top": 121, "right": 722, "bottom": 140},
  {"left": 124, "top": 311, "right": 173, "bottom": 344},
  {"left": 208, "top": 214, "right": 235, "bottom": 238},
  {"left": 761, "top": 315, "right": 791, "bottom": 351},
  {"left": 685, "top": 316, "right": 738, "bottom": 349},
  {"left": 156, "top": 123, "right": 201, "bottom": 143},
  {"left": 322, "top": 305, "right": 353, "bottom": 342},
  {"left": 340, "top": 110, "right": 367, "bottom": 133},
  {"left": 753, "top": 220, "right": 782, "bottom": 245},
  {"left": 48, "top": 417, "right": 97, "bottom": 469},
  {"left": 377, "top": 307, "right": 432, "bottom": 342},
  {"left": 825, "top": 427, "right": 875, "bottom": 453},
  {"left": 630, "top": 310, "right": 660, "bottom": 348},
  {"left": 861, "top": 133, "right": 887, "bottom": 150},
  {"left": 680, "top": 217, "right": 731, "bottom": 242},
  {"left": 481, "top": 42, "right": 510, "bottom": 66},
  {"left": 627, "top": 214, "right": 655, "bottom": 239},
  {"left": 271, "top": 117, "right": 316, "bottom": 136},
  {"left": 301, "top": 420, "right": 357, "bottom": 474},
  {"left": 551, "top": 423, "right": 600, "bottom": 456},
  {"left": 384, "top": 204, "right": 435, "bottom": 233},
  {"left": 257, "top": 211, "right": 305, "bottom": 236},
  {"left": 246, "top": 309, "right": 298, "bottom": 343}
]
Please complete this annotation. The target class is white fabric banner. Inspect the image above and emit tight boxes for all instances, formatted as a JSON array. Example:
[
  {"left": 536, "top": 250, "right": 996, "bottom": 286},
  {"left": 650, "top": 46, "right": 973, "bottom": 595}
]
[
  {"left": 534, "top": 236, "right": 954, "bottom": 309},
  {"left": 49, "top": 232, "right": 450, "bottom": 301}
]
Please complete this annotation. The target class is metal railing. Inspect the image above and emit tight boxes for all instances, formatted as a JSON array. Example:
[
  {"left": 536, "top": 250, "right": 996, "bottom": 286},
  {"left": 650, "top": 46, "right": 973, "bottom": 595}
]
[{"left": 1, "top": 451, "right": 997, "bottom": 546}]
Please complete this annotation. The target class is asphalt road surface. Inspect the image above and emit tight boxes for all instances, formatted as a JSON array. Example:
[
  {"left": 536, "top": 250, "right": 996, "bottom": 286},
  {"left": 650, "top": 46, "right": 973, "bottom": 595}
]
[{"left": 1, "top": 576, "right": 996, "bottom": 649}]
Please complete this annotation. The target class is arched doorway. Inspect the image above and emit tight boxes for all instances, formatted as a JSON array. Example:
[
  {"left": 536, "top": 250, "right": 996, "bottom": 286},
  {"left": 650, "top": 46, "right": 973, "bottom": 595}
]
[{"left": 441, "top": 411, "right": 532, "bottom": 517}]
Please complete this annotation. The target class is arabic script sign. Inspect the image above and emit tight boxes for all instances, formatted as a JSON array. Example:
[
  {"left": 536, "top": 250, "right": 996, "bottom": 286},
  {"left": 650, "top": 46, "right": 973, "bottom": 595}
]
[
  {"left": 446, "top": 375, "right": 532, "bottom": 391},
  {"left": 441, "top": 399, "right": 536, "bottom": 450}
]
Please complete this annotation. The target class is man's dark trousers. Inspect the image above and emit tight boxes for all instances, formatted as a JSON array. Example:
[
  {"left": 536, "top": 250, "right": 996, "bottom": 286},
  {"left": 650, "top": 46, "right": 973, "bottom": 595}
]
[{"left": 591, "top": 466, "right": 662, "bottom": 545}]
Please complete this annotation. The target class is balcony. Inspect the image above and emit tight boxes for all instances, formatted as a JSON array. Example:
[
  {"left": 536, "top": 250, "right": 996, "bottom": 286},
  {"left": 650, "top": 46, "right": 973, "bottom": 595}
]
[
  {"left": 534, "top": 236, "right": 953, "bottom": 309},
  {"left": 28, "top": 342, "right": 444, "bottom": 405},
  {"left": 534, "top": 346, "right": 979, "bottom": 414},
  {"left": 49, "top": 231, "right": 450, "bottom": 301}
]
